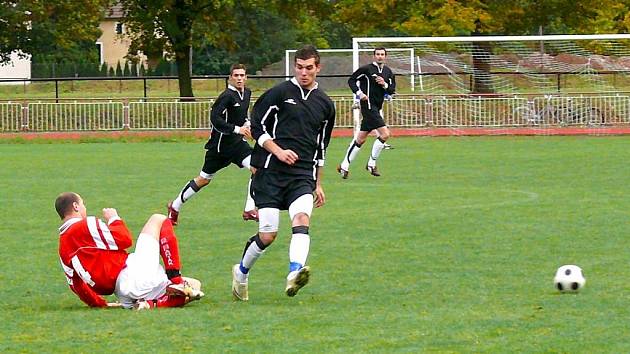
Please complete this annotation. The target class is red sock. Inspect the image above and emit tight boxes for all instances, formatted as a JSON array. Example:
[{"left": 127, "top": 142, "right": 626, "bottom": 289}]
[
  {"left": 159, "top": 219, "right": 182, "bottom": 283},
  {"left": 155, "top": 294, "right": 187, "bottom": 308}
]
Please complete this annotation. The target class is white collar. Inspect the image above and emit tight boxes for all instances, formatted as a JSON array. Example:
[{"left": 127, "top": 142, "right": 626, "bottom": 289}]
[
  {"left": 372, "top": 62, "right": 384, "bottom": 73},
  {"left": 290, "top": 77, "right": 318, "bottom": 100},
  {"left": 228, "top": 84, "right": 245, "bottom": 100},
  {"left": 58, "top": 217, "right": 83, "bottom": 234}
]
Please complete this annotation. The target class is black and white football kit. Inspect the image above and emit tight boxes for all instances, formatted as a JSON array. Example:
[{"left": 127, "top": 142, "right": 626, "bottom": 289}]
[
  {"left": 348, "top": 62, "right": 396, "bottom": 131},
  {"left": 201, "top": 85, "right": 252, "bottom": 175},
  {"left": 250, "top": 78, "right": 336, "bottom": 209}
]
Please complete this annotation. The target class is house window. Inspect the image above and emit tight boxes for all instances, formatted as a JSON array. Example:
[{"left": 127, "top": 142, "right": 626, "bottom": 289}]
[{"left": 115, "top": 22, "right": 124, "bottom": 34}]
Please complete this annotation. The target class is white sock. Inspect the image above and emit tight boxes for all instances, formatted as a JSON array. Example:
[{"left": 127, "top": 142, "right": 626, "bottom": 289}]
[
  {"left": 341, "top": 140, "right": 361, "bottom": 171},
  {"left": 241, "top": 235, "right": 266, "bottom": 273},
  {"left": 172, "top": 180, "right": 201, "bottom": 211},
  {"left": 289, "top": 232, "right": 310, "bottom": 272},
  {"left": 244, "top": 176, "right": 255, "bottom": 211},
  {"left": 368, "top": 138, "right": 386, "bottom": 168}
]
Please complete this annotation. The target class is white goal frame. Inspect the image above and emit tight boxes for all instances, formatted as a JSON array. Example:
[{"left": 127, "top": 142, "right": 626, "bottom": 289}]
[{"left": 285, "top": 48, "right": 417, "bottom": 91}]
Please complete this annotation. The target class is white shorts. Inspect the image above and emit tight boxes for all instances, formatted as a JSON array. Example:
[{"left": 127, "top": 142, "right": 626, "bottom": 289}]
[{"left": 115, "top": 233, "right": 169, "bottom": 309}]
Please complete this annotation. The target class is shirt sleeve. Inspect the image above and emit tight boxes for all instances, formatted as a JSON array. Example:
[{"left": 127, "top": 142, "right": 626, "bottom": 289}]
[
  {"left": 251, "top": 88, "right": 281, "bottom": 148},
  {"left": 347, "top": 66, "right": 367, "bottom": 95},
  {"left": 210, "top": 93, "right": 238, "bottom": 135},
  {"left": 386, "top": 70, "right": 396, "bottom": 95},
  {"left": 107, "top": 219, "right": 133, "bottom": 250},
  {"left": 69, "top": 274, "right": 108, "bottom": 308},
  {"left": 316, "top": 101, "right": 336, "bottom": 166}
]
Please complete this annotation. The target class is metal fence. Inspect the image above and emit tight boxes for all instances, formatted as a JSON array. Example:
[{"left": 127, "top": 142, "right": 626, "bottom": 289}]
[{"left": 1, "top": 94, "right": 630, "bottom": 132}]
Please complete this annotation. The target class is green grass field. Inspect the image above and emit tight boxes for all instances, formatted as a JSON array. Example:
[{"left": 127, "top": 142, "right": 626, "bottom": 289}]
[{"left": 2, "top": 136, "right": 630, "bottom": 352}]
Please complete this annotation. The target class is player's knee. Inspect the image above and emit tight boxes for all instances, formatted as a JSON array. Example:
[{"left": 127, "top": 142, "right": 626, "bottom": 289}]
[
  {"left": 258, "top": 232, "right": 277, "bottom": 245},
  {"left": 291, "top": 213, "right": 310, "bottom": 226},
  {"left": 150, "top": 214, "right": 167, "bottom": 223},
  {"left": 195, "top": 177, "right": 210, "bottom": 187}
]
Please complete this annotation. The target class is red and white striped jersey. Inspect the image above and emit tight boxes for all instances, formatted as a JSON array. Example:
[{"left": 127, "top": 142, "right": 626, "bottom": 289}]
[{"left": 58, "top": 216, "right": 133, "bottom": 307}]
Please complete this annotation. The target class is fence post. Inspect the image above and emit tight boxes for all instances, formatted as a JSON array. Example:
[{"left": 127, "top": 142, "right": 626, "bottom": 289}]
[
  {"left": 55, "top": 80, "right": 59, "bottom": 103},
  {"left": 21, "top": 101, "right": 29, "bottom": 131},
  {"left": 143, "top": 78, "right": 147, "bottom": 100},
  {"left": 123, "top": 98, "right": 130, "bottom": 130},
  {"left": 557, "top": 74, "right": 561, "bottom": 92}
]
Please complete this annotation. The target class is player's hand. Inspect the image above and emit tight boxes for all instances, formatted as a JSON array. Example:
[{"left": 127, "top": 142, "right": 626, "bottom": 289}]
[
  {"left": 359, "top": 93, "right": 368, "bottom": 101},
  {"left": 239, "top": 125, "right": 252, "bottom": 140},
  {"left": 106, "top": 302, "right": 122, "bottom": 308},
  {"left": 275, "top": 149, "right": 298, "bottom": 165},
  {"left": 375, "top": 76, "right": 386, "bottom": 87},
  {"left": 102, "top": 208, "right": 119, "bottom": 222},
  {"left": 314, "top": 185, "right": 325, "bottom": 208}
]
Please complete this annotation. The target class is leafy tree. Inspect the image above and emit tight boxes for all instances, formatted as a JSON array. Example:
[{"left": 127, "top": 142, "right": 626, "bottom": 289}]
[
  {"left": 119, "top": 0, "right": 337, "bottom": 98},
  {"left": 0, "top": 0, "right": 109, "bottom": 65}
]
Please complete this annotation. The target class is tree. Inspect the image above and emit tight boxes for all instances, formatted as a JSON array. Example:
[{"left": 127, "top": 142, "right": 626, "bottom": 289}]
[
  {"left": 0, "top": 0, "right": 109, "bottom": 64},
  {"left": 119, "top": 0, "right": 336, "bottom": 98}
]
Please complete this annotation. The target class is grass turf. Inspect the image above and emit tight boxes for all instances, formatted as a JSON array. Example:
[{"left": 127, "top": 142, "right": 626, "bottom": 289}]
[{"left": 1, "top": 136, "right": 630, "bottom": 352}]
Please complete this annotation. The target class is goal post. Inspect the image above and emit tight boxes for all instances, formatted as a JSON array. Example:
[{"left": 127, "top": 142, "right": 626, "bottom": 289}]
[{"left": 354, "top": 34, "right": 630, "bottom": 94}]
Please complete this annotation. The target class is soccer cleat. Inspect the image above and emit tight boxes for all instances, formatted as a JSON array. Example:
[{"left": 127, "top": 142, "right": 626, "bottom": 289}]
[
  {"left": 383, "top": 143, "right": 394, "bottom": 150},
  {"left": 166, "top": 280, "right": 204, "bottom": 300},
  {"left": 232, "top": 264, "right": 249, "bottom": 301},
  {"left": 242, "top": 209, "right": 259, "bottom": 221},
  {"left": 285, "top": 266, "right": 310, "bottom": 297},
  {"left": 365, "top": 165, "right": 381, "bottom": 177},
  {"left": 166, "top": 202, "right": 179, "bottom": 226},
  {"left": 336, "top": 165, "right": 349, "bottom": 179}
]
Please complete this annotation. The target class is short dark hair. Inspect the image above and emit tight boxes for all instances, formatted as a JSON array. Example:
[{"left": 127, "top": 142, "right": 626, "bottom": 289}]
[
  {"left": 230, "top": 63, "right": 246, "bottom": 75},
  {"left": 294, "top": 45, "right": 320, "bottom": 65},
  {"left": 55, "top": 192, "right": 80, "bottom": 219},
  {"left": 374, "top": 47, "right": 387, "bottom": 55}
]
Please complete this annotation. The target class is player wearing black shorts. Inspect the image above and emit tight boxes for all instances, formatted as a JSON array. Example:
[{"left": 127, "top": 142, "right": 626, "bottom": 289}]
[
  {"left": 338, "top": 47, "right": 396, "bottom": 178},
  {"left": 167, "top": 64, "right": 257, "bottom": 225},
  {"left": 231, "top": 45, "right": 335, "bottom": 301}
]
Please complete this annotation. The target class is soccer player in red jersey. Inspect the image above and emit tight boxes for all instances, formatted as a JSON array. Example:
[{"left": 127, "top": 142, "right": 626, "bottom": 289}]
[{"left": 55, "top": 192, "right": 204, "bottom": 310}]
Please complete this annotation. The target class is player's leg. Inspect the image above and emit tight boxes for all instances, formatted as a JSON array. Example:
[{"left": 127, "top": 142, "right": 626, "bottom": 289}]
[
  {"left": 167, "top": 151, "right": 228, "bottom": 225},
  {"left": 366, "top": 124, "right": 390, "bottom": 177},
  {"left": 233, "top": 145, "right": 257, "bottom": 221},
  {"left": 338, "top": 130, "right": 368, "bottom": 178},
  {"left": 232, "top": 208, "right": 279, "bottom": 301},
  {"left": 232, "top": 169, "right": 283, "bottom": 301},
  {"left": 285, "top": 180, "right": 315, "bottom": 297}
]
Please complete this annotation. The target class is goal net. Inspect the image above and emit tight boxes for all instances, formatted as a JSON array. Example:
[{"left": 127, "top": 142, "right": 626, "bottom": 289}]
[
  {"left": 348, "top": 34, "right": 630, "bottom": 133},
  {"left": 354, "top": 34, "right": 630, "bottom": 94}
]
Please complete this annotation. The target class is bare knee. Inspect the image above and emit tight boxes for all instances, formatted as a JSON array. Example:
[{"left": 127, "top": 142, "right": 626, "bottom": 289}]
[
  {"left": 259, "top": 232, "right": 277, "bottom": 245},
  {"left": 141, "top": 214, "right": 167, "bottom": 238},
  {"left": 194, "top": 176, "right": 210, "bottom": 188},
  {"left": 291, "top": 213, "right": 310, "bottom": 227}
]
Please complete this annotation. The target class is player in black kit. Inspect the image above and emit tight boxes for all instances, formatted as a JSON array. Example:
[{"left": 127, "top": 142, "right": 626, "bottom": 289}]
[
  {"left": 231, "top": 45, "right": 335, "bottom": 301},
  {"left": 167, "top": 64, "right": 257, "bottom": 225},
  {"left": 338, "top": 47, "right": 396, "bottom": 178}
]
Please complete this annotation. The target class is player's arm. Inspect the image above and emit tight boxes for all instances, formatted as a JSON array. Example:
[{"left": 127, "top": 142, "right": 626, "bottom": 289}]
[
  {"left": 314, "top": 103, "right": 335, "bottom": 208},
  {"left": 347, "top": 67, "right": 368, "bottom": 100},
  {"left": 101, "top": 208, "right": 132, "bottom": 250},
  {"left": 386, "top": 70, "right": 396, "bottom": 95},
  {"left": 211, "top": 94, "right": 245, "bottom": 136},
  {"left": 68, "top": 273, "right": 108, "bottom": 308},
  {"left": 251, "top": 89, "right": 298, "bottom": 165}
]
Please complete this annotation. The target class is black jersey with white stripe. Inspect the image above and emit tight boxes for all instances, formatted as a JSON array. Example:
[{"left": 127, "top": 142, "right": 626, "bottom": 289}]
[
  {"left": 348, "top": 62, "right": 396, "bottom": 110},
  {"left": 250, "top": 78, "right": 335, "bottom": 177},
  {"left": 205, "top": 85, "right": 252, "bottom": 151}
]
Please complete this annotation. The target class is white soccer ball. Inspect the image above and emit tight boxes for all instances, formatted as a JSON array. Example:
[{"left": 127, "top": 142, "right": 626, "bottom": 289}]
[{"left": 554, "top": 265, "right": 586, "bottom": 293}]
